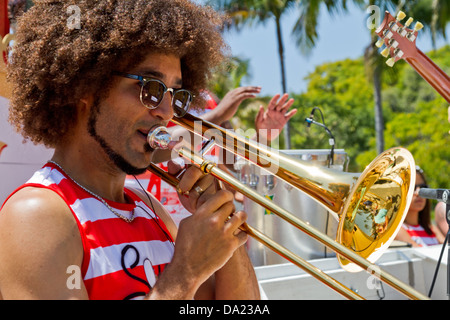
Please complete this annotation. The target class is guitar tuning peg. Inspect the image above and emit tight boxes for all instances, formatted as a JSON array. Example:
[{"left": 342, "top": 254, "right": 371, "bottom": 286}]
[
  {"left": 381, "top": 47, "right": 390, "bottom": 58},
  {"left": 405, "top": 17, "right": 414, "bottom": 27},
  {"left": 414, "top": 22, "right": 424, "bottom": 31},
  {"left": 386, "top": 58, "right": 395, "bottom": 67},
  {"left": 375, "top": 39, "right": 384, "bottom": 48},
  {"left": 396, "top": 11, "right": 406, "bottom": 21}
]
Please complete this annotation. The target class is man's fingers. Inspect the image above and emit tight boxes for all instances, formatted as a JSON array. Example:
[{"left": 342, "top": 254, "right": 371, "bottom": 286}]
[
  {"left": 176, "top": 165, "right": 205, "bottom": 194},
  {"left": 195, "top": 189, "right": 234, "bottom": 218},
  {"left": 284, "top": 108, "right": 298, "bottom": 120},
  {"left": 225, "top": 211, "right": 249, "bottom": 244},
  {"left": 274, "top": 94, "right": 289, "bottom": 111}
]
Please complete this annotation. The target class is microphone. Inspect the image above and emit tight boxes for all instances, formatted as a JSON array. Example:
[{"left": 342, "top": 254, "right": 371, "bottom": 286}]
[
  {"left": 305, "top": 107, "right": 316, "bottom": 128},
  {"left": 418, "top": 188, "right": 450, "bottom": 204},
  {"left": 305, "top": 117, "right": 314, "bottom": 127}
]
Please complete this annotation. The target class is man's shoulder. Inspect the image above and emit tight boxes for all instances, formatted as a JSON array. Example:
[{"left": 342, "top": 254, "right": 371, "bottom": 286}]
[
  {"left": 0, "top": 186, "right": 86, "bottom": 299},
  {"left": 0, "top": 186, "right": 76, "bottom": 234},
  {"left": 3, "top": 185, "right": 65, "bottom": 210}
]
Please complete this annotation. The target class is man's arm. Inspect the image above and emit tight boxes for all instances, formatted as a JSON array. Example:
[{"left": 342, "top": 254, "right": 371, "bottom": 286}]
[
  {"left": 201, "top": 87, "right": 261, "bottom": 125},
  {"left": 145, "top": 189, "right": 251, "bottom": 300},
  {"left": 142, "top": 164, "right": 260, "bottom": 300},
  {"left": 213, "top": 235, "right": 261, "bottom": 300},
  {"left": 0, "top": 187, "right": 88, "bottom": 299}
]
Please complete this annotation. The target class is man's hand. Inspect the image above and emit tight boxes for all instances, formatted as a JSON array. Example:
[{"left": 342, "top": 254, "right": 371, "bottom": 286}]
[
  {"left": 148, "top": 187, "right": 249, "bottom": 299},
  {"left": 255, "top": 93, "right": 296, "bottom": 143},
  {"left": 168, "top": 159, "right": 217, "bottom": 213}
]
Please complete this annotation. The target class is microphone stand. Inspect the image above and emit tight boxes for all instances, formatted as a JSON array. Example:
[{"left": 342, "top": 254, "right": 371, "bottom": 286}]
[
  {"left": 447, "top": 203, "right": 450, "bottom": 300},
  {"left": 304, "top": 117, "right": 335, "bottom": 167},
  {"left": 445, "top": 211, "right": 449, "bottom": 300}
]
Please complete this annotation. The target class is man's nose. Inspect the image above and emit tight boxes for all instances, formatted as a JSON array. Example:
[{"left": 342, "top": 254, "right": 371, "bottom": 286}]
[{"left": 150, "top": 91, "right": 174, "bottom": 121}]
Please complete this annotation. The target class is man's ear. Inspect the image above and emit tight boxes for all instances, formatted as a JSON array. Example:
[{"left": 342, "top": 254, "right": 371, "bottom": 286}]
[
  {"left": 78, "top": 96, "right": 94, "bottom": 110},
  {"left": 77, "top": 95, "right": 96, "bottom": 117}
]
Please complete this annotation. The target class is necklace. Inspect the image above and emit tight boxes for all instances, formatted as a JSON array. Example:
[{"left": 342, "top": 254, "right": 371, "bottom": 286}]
[{"left": 48, "top": 160, "right": 135, "bottom": 223}]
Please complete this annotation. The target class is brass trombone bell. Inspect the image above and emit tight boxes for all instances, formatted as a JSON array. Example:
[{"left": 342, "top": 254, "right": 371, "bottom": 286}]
[{"left": 169, "top": 113, "right": 416, "bottom": 271}]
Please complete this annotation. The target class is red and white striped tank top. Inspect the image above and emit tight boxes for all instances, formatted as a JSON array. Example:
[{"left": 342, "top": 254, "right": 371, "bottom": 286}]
[
  {"left": 10, "top": 163, "right": 175, "bottom": 300},
  {"left": 401, "top": 223, "right": 440, "bottom": 247}
]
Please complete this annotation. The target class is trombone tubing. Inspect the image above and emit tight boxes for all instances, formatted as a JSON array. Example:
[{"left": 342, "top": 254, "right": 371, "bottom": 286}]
[
  {"left": 174, "top": 146, "right": 429, "bottom": 300},
  {"left": 171, "top": 113, "right": 356, "bottom": 213}
]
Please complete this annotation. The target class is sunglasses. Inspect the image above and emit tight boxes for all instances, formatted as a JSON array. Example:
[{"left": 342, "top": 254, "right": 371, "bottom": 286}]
[{"left": 113, "top": 71, "right": 193, "bottom": 117}]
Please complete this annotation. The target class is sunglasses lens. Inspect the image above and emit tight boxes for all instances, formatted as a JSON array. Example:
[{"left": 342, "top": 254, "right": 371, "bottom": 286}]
[
  {"left": 141, "top": 81, "right": 165, "bottom": 108},
  {"left": 140, "top": 79, "right": 192, "bottom": 116},
  {"left": 172, "top": 90, "right": 192, "bottom": 117}
]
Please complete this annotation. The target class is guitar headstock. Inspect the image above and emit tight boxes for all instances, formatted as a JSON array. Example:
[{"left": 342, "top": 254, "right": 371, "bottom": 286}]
[{"left": 375, "top": 11, "right": 424, "bottom": 67}]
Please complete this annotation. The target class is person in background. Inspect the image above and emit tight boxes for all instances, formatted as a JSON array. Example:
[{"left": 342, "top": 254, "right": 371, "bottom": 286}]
[{"left": 395, "top": 166, "right": 446, "bottom": 247}]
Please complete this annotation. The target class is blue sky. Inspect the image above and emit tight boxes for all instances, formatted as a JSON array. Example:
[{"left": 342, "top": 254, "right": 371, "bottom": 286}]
[{"left": 217, "top": 2, "right": 450, "bottom": 96}]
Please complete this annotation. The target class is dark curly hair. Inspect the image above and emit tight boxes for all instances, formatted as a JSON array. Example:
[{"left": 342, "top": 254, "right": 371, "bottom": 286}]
[{"left": 7, "top": 0, "right": 229, "bottom": 147}]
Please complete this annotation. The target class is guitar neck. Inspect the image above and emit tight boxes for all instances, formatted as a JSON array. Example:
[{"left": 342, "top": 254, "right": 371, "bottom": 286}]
[{"left": 405, "top": 49, "right": 450, "bottom": 103}]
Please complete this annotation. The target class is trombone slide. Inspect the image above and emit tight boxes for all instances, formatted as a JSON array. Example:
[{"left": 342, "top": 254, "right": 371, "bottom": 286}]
[{"left": 146, "top": 122, "right": 429, "bottom": 300}]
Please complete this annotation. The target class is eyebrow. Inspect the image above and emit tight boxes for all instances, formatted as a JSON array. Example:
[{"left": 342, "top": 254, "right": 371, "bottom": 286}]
[{"left": 134, "top": 69, "right": 183, "bottom": 87}]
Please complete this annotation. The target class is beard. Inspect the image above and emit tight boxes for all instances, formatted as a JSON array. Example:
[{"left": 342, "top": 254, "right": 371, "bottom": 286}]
[{"left": 87, "top": 101, "right": 150, "bottom": 176}]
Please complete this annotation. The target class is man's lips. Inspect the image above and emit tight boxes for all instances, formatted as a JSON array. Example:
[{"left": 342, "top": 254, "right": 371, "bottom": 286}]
[
  {"left": 138, "top": 129, "right": 149, "bottom": 138},
  {"left": 138, "top": 123, "right": 167, "bottom": 138},
  {"left": 136, "top": 129, "right": 155, "bottom": 152}
]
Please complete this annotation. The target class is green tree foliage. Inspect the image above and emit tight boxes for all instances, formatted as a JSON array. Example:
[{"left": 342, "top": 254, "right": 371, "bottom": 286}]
[
  {"left": 374, "top": 45, "right": 450, "bottom": 190},
  {"left": 209, "top": 56, "right": 252, "bottom": 99},
  {"left": 287, "top": 57, "right": 376, "bottom": 172}
]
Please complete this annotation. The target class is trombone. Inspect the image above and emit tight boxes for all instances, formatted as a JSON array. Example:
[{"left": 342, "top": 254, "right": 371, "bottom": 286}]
[{"left": 146, "top": 113, "right": 429, "bottom": 300}]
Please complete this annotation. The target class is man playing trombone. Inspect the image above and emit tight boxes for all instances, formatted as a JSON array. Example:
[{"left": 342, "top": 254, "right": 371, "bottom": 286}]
[{"left": 0, "top": 0, "right": 262, "bottom": 300}]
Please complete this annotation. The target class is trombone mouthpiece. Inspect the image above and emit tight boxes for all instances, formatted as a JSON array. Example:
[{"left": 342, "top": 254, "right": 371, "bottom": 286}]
[{"left": 147, "top": 126, "right": 172, "bottom": 149}]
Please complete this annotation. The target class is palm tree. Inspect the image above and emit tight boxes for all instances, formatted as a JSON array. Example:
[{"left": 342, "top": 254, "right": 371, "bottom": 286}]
[
  {"left": 364, "top": 0, "right": 400, "bottom": 154},
  {"left": 295, "top": 0, "right": 409, "bottom": 155},
  {"left": 209, "top": 56, "right": 252, "bottom": 99},
  {"left": 364, "top": 35, "right": 385, "bottom": 153},
  {"left": 207, "top": 0, "right": 299, "bottom": 149},
  {"left": 429, "top": 0, "right": 450, "bottom": 48}
]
